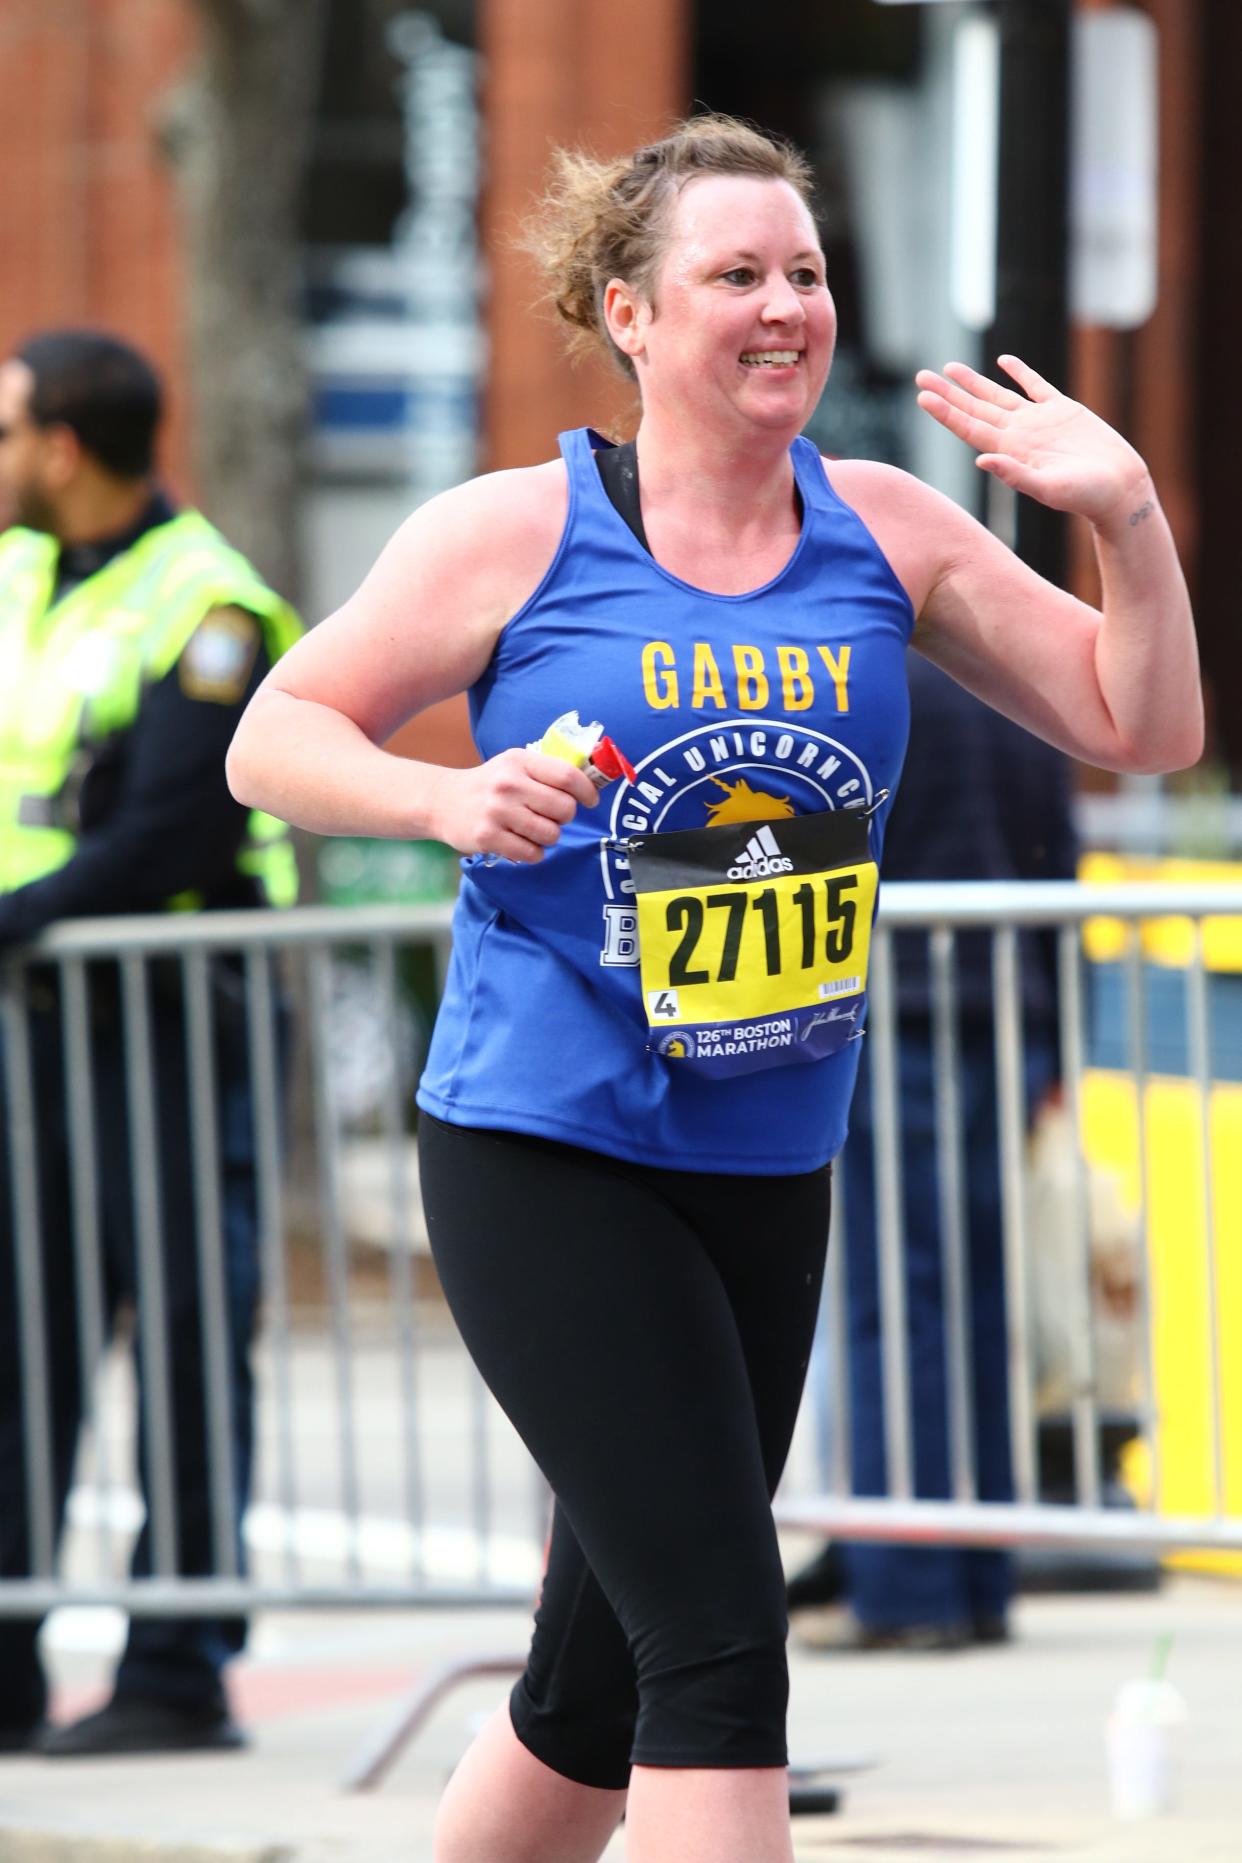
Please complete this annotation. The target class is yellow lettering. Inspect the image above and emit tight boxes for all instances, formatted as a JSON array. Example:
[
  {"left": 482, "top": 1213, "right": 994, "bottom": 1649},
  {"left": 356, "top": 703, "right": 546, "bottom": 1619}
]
[
  {"left": 642, "top": 640, "right": 679, "bottom": 710},
  {"left": 692, "top": 641, "right": 727, "bottom": 710},
  {"left": 732, "top": 644, "right": 769, "bottom": 711},
  {"left": 816, "top": 643, "right": 851, "bottom": 713},
  {"left": 777, "top": 645, "right": 813, "bottom": 711}
]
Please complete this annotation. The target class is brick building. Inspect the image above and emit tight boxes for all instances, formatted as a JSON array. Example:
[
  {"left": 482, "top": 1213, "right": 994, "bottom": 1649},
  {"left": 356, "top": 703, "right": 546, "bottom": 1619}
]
[
  {"left": 2, "top": 0, "right": 1239, "bottom": 780},
  {"left": 0, "top": 1, "right": 196, "bottom": 498}
]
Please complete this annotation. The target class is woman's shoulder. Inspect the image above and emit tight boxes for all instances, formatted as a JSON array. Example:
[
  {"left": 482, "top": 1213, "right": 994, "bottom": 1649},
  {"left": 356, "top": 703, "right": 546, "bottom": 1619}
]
[
  {"left": 426, "top": 457, "right": 569, "bottom": 552},
  {"left": 816, "top": 454, "right": 936, "bottom": 521},
  {"left": 380, "top": 457, "right": 571, "bottom": 622}
]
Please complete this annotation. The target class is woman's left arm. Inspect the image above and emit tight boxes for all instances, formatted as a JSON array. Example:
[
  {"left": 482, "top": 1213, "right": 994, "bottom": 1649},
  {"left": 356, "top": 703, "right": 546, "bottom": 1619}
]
[{"left": 853, "top": 356, "right": 1203, "bottom": 774}]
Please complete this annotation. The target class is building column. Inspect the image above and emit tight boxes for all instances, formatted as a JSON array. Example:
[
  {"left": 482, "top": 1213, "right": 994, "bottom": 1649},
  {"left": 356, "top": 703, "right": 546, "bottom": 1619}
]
[
  {"left": 479, "top": 0, "right": 690, "bottom": 471},
  {"left": 0, "top": 0, "right": 196, "bottom": 499},
  {"left": 388, "top": 0, "right": 687, "bottom": 771},
  {"left": 1070, "top": 0, "right": 1202, "bottom": 753},
  {"left": 1192, "top": 0, "right": 1241, "bottom": 775}
]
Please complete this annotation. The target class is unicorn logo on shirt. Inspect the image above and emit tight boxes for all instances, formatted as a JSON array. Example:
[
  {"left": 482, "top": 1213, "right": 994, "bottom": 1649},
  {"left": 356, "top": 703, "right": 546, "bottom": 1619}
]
[{"left": 703, "top": 776, "right": 796, "bottom": 828}]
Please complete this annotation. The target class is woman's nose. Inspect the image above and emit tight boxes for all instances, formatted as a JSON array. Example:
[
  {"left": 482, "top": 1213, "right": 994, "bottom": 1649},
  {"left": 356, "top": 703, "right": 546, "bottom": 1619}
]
[{"left": 761, "top": 275, "right": 805, "bottom": 324}]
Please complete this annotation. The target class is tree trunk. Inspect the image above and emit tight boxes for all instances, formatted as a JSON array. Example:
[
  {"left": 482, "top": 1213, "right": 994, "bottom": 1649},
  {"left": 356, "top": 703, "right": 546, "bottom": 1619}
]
[{"left": 162, "top": 0, "right": 328, "bottom": 604}]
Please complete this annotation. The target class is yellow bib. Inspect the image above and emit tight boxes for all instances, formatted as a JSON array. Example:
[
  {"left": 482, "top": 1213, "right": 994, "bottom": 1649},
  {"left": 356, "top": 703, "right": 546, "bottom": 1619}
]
[{"left": 626, "top": 807, "right": 879, "bottom": 1077}]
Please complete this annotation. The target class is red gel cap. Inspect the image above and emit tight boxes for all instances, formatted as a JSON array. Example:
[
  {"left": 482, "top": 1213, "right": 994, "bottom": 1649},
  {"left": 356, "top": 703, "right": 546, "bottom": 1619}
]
[{"left": 590, "top": 735, "right": 637, "bottom": 784}]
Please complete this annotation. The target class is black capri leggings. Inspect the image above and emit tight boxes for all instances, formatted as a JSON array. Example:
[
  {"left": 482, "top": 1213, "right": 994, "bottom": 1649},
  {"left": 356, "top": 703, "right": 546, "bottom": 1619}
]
[{"left": 418, "top": 1113, "right": 831, "bottom": 1789}]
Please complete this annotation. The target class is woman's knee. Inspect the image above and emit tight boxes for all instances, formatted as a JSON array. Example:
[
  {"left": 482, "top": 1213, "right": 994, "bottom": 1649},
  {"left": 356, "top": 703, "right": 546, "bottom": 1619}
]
[
  {"left": 510, "top": 1603, "right": 790, "bottom": 1780},
  {"left": 630, "top": 1610, "right": 790, "bottom": 1769},
  {"left": 510, "top": 1671, "right": 637, "bottom": 1791}
]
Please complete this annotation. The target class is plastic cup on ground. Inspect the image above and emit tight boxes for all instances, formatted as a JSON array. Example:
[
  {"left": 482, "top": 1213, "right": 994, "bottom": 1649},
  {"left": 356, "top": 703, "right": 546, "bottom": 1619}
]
[{"left": 1106, "top": 1676, "right": 1188, "bottom": 1819}]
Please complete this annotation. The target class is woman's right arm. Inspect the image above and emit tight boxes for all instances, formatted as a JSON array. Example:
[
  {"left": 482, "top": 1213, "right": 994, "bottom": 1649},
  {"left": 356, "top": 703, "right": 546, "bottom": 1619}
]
[{"left": 226, "top": 464, "right": 599, "bottom": 864}]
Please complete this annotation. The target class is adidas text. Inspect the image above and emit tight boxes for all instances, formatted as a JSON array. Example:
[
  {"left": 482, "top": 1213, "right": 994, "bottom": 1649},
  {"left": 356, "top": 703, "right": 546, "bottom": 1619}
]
[{"left": 727, "top": 825, "right": 795, "bottom": 882}]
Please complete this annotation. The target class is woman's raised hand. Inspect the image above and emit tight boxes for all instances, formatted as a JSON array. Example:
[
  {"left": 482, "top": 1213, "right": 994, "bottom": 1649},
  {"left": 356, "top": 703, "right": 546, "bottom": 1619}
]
[
  {"left": 915, "top": 355, "right": 1152, "bottom": 530},
  {"left": 428, "top": 749, "right": 599, "bottom": 864}
]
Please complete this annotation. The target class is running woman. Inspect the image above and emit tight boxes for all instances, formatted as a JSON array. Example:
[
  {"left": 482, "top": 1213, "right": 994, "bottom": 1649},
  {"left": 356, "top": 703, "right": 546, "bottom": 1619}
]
[{"left": 228, "top": 116, "right": 1201, "bottom": 1863}]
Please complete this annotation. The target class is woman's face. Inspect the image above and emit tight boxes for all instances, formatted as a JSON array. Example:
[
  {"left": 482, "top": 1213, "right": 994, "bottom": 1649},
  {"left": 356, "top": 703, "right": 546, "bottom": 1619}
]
[{"left": 622, "top": 174, "right": 836, "bottom": 443}]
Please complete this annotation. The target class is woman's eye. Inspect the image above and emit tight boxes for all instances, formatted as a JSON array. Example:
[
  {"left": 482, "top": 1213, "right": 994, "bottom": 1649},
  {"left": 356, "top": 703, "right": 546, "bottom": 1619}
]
[
  {"left": 722, "top": 267, "right": 756, "bottom": 286},
  {"left": 792, "top": 269, "right": 822, "bottom": 288}
]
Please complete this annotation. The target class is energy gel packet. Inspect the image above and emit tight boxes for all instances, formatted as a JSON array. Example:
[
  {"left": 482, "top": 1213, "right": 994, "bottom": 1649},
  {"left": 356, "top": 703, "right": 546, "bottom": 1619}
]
[
  {"left": 534, "top": 711, "right": 637, "bottom": 789},
  {"left": 480, "top": 711, "right": 635, "bottom": 864}
]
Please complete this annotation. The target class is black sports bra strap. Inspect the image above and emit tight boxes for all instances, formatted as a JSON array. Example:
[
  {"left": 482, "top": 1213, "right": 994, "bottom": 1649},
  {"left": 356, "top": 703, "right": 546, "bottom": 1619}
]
[
  {"left": 594, "top": 440, "right": 650, "bottom": 553},
  {"left": 594, "top": 435, "right": 805, "bottom": 555}
]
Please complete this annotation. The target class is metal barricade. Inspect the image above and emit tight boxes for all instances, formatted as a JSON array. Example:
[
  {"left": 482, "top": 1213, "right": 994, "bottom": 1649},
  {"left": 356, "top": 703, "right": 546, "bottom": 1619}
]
[
  {"left": 776, "top": 879, "right": 1242, "bottom": 1558},
  {"left": 2, "top": 881, "right": 1240, "bottom": 1638},
  {"left": 0, "top": 904, "right": 546, "bottom": 1621}
]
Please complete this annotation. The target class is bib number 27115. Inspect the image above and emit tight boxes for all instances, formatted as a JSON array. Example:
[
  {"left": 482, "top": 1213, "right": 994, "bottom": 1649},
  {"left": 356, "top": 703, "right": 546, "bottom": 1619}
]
[{"left": 625, "top": 807, "right": 879, "bottom": 1079}]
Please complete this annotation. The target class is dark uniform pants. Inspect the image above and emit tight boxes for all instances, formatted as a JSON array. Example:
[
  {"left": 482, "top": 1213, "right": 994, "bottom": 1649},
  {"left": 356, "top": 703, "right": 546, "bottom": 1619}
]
[
  {"left": 841, "top": 1020, "right": 1058, "bottom": 1631},
  {"left": 0, "top": 963, "right": 264, "bottom": 1725}
]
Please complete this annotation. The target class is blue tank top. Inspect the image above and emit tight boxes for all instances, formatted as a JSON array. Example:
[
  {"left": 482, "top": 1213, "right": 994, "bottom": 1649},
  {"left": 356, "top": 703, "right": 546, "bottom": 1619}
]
[{"left": 417, "top": 427, "right": 914, "bottom": 1173}]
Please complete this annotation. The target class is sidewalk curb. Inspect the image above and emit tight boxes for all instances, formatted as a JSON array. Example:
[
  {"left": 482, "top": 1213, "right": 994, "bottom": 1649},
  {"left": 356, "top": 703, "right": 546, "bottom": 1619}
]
[{"left": 0, "top": 1831, "right": 294, "bottom": 1863}]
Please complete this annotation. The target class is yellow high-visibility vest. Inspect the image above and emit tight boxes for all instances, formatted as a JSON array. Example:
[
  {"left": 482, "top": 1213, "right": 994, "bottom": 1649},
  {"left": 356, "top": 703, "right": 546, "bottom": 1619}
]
[{"left": 0, "top": 512, "right": 303, "bottom": 909}]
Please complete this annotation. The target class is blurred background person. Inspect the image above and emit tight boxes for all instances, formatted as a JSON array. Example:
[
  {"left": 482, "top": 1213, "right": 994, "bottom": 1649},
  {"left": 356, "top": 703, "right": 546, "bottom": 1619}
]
[
  {"left": 789, "top": 654, "right": 1076, "bottom": 1650},
  {"left": 0, "top": 329, "right": 301, "bottom": 1756}
]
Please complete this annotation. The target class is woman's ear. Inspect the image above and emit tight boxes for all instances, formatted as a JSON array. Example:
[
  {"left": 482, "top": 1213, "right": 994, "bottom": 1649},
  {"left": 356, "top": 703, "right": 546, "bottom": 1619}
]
[{"left": 602, "top": 277, "right": 650, "bottom": 364}]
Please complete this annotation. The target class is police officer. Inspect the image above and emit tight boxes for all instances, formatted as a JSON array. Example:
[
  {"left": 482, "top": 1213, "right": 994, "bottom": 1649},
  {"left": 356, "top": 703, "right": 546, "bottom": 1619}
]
[{"left": 0, "top": 330, "right": 300, "bottom": 1755}]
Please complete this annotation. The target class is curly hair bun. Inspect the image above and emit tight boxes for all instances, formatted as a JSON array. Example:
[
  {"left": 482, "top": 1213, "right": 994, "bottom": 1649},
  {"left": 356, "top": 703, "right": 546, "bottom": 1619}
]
[{"left": 522, "top": 114, "right": 814, "bottom": 378}]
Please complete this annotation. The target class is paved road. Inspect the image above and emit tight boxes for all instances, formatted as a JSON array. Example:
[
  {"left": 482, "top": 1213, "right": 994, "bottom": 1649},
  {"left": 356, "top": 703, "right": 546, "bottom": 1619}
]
[
  {"left": 16, "top": 1298, "right": 1240, "bottom": 1858},
  {"left": 2, "top": 1571, "right": 1240, "bottom": 1859}
]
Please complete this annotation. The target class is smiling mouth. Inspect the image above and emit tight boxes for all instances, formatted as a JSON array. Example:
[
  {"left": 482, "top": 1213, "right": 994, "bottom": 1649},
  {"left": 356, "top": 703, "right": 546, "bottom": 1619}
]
[{"left": 740, "top": 350, "right": 801, "bottom": 368}]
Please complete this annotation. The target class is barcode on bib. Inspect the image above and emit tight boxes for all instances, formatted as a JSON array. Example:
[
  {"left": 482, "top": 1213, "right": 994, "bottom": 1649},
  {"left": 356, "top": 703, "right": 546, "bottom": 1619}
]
[{"left": 818, "top": 976, "right": 861, "bottom": 999}]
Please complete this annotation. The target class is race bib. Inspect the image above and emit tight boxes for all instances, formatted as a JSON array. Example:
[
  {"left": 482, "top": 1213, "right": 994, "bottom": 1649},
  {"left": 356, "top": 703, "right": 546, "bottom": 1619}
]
[{"left": 626, "top": 808, "right": 878, "bottom": 1078}]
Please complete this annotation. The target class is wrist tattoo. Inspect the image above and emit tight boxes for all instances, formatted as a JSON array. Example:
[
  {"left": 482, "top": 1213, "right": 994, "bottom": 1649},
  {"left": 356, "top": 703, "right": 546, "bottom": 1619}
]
[{"left": 1128, "top": 500, "right": 1155, "bottom": 527}]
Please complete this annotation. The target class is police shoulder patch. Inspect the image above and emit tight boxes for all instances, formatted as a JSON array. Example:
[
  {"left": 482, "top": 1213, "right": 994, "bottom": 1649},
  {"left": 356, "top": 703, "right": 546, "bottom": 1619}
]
[{"left": 178, "top": 607, "right": 261, "bottom": 704}]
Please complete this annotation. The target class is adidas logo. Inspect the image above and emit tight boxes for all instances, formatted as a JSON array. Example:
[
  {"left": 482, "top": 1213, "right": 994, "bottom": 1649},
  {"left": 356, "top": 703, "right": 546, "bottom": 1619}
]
[{"left": 727, "top": 824, "right": 794, "bottom": 881}]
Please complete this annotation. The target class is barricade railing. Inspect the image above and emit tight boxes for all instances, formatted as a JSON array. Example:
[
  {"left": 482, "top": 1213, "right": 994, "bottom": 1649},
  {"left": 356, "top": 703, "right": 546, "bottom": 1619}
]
[
  {"left": 1, "top": 881, "right": 1240, "bottom": 1628},
  {"left": 775, "top": 879, "right": 1242, "bottom": 1557},
  {"left": 0, "top": 903, "right": 546, "bottom": 1617}
]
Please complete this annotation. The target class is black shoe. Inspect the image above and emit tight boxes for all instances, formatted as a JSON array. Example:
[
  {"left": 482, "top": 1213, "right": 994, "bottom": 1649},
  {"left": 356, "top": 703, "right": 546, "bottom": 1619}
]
[
  {"left": 38, "top": 1695, "right": 247, "bottom": 1758},
  {"left": 972, "top": 1614, "right": 1012, "bottom": 1646},
  {"left": 0, "top": 1720, "right": 48, "bottom": 1755},
  {"left": 852, "top": 1620, "right": 972, "bottom": 1653},
  {"left": 793, "top": 1610, "right": 972, "bottom": 1653}
]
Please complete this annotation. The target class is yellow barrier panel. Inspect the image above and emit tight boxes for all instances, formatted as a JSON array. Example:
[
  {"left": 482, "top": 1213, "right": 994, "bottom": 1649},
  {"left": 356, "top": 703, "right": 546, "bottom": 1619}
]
[
  {"left": 1081, "top": 853, "right": 1242, "bottom": 970},
  {"left": 1082, "top": 1069, "right": 1242, "bottom": 1574}
]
